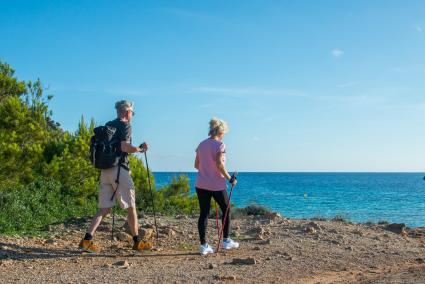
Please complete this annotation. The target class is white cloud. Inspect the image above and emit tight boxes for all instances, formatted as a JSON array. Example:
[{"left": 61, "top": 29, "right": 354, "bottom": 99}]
[
  {"left": 252, "top": 136, "right": 260, "bottom": 142},
  {"left": 331, "top": 49, "right": 344, "bottom": 58}
]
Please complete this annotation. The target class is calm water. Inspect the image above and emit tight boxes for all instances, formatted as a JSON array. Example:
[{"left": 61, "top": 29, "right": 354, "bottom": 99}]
[{"left": 153, "top": 172, "right": 425, "bottom": 228}]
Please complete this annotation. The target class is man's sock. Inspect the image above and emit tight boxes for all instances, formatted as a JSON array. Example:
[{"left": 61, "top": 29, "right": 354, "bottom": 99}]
[
  {"left": 133, "top": 235, "right": 141, "bottom": 243},
  {"left": 84, "top": 233, "right": 93, "bottom": 241}
]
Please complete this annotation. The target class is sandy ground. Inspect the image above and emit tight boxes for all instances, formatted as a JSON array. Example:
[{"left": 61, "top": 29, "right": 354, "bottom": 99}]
[{"left": 1, "top": 213, "right": 424, "bottom": 283}]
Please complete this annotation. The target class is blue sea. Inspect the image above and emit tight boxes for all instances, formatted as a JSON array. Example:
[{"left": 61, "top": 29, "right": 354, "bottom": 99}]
[{"left": 153, "top": 172, "right": 425, "bottom": 228}]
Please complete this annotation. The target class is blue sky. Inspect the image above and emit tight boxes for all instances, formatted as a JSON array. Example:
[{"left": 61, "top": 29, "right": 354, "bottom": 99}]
[{"left": 1, "top": 0, "right": 424, "bottom": 172}]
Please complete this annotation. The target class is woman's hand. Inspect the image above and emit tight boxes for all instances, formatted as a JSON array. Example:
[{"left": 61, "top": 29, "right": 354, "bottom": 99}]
[{"left": 229, "top": 173, "right": 237, "bottom": 186}]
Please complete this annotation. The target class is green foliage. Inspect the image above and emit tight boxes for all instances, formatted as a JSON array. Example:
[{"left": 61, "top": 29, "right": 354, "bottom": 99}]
[
  {"left": 0, "top": 179, "right": 97, "bottom": 235},
  {"left": 0, "top": 60, "right": 197, "bottom": 235},
  {"left": 0, "top": 61, "right": 26, "bottom": 98},
  {"left": 156, "top": 175, "right": 198, "bottom": 215}
]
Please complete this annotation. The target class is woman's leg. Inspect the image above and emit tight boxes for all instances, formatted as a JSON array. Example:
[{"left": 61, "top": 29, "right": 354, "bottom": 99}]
[
  {"left": 196, "top": 187, "right": 212, "bottom": 245},
  {"left": 213, "top": 190, "right": 231, "bottom": 239}
]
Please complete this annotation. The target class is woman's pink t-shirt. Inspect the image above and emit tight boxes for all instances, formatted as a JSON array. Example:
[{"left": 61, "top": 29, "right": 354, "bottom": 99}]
[{"left": 195, "top": 138, "right": 227, "bottom": 191}]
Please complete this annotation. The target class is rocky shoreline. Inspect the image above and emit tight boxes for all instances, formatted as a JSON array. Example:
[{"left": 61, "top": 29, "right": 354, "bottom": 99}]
[{"left": 1, "top": 212, "right": 424, "bottom": 283}]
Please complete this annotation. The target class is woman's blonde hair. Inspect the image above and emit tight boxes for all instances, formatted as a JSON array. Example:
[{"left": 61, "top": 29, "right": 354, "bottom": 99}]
[{"left": 209, "top": 117, "right": 229, "bottom": 137}]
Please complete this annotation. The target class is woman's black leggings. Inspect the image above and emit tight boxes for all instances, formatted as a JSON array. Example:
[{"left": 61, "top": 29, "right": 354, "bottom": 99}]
[{"left": 196, "top": 187, "right": 230, "bottom": 245}]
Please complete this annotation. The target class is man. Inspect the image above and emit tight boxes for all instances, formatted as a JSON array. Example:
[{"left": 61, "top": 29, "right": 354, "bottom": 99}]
[{"left": 79, "top": 100, "right": 149, "bottom": 252}]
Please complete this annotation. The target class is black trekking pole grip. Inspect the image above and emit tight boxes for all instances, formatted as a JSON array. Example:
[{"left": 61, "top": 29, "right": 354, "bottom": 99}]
[{"left": 144, "top": 151, "right": 159, "bottom": 241}]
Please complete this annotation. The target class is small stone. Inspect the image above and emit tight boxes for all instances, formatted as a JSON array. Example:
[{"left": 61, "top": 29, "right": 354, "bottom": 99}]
[
  {"left": 305, "top": 227, "right": 317, "bottom": 235},
  {"left": 266, "top": 212, "right": 283, "bottom": 222},
  {"left": 253, "top": 246, "right": 261, "bottom": 251},
  {"left": 116, "top": 232, "right": 132, "bottom": 242},
  {"left": 113, "top": 260, "right": 129, "bottom": 268},
  {"left": 208, "top": 263, "right": 217, "bottom": 269},
  {"left": 165, "top": 228, "right": 176, "bottom": 236},
  {"left": 139, "top": 228, "right": 154, "bottom": 240},
  {"left": 307, "top": 221, "right": 321, "bottom": 231},
  {"left": 266, "top": 256, "right": 272, "bottom": 260},
  {"left": 386, "top": 223, "right": 407, "bottom": 235},
  {"left": 45, "top": 239, "right": 57, "bottom": 245},
  {"left": 221, "top": 275, "right": 237, "bottom": 280},
  {"left": 352, "top": 229, "right": 364, "bottom": 236},
  {"left": 231, "top": 257, "right": 257, "bottom": 265}
]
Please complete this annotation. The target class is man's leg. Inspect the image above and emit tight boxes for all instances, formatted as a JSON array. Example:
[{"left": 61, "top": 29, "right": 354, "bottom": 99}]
[
  {"left": 127, "top": 206, "right": 138, "bottom": 236},
  {"left": 87, "top": 207, "right": 112, "bottom": 236}
]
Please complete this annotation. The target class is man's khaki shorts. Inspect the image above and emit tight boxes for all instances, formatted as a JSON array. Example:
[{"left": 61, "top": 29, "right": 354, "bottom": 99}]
[{"left": 99, "top": 166, "right": 136, "bottom": 209}]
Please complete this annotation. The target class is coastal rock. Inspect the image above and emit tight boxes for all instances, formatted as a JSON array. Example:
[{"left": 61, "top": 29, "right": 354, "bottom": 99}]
[
  {"left": 247, "top": 226, "right": 271, "bottom": 240},
  {"left": 386, "top": 223, "right": 407, "bottom": 235},
  {"left": 305, "top": 227, "right": 317, "bottom": 235},
  {"left": 113, "top": 260, "right": 129, "bottom": 268},
  {"left": 408, "top": 227, "right": 425, "bottom": 238},
  {"left": 352, "top": 229, "right": 364, "bottom": 236},
  {"left": 304, "top": 222, "right": 321, "bottom": 235},
  {"left": 45, "top": 239, "right": 57, "bottom": 245},
  {"left": 231, "top": 257, "right": 257, "bottom": 265},
  {"left": 98, "top": 224, "right": 112, "bottom": 232},
  {"left": 162, "top": 227, "right": 176, "bottom": 236},
  {"left": 231, "top": 231, "right": 241, "bottom": 238},
  {"left": 115, "top": 232, "right": 132, "bottom": 242},
  {"left": 259, "top": 239, "right": 272, "bottom": 245},
  {"left": 139, "top": 228, "right": 154, "bottom": 240},
  {"left": 215, "top": 275, "right": 237, "bottom": 281},
  {"left": 307, "top": 221, "right": 322, "bottom": 231},
  {"left": 208, "top": 263, "right": 217, "bottom": 269},
  {"left": 266, "top": 212, "right": 283, "bottom": 223}
]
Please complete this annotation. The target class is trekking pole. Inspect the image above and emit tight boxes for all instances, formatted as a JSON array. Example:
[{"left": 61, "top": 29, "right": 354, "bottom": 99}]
[
  {"left": 111, "top": 207, "right": 115, "bottom": 241},
  {"left": 215, "top": 202, "right": 220, "bottom": 238},
  {"left": 110, "top": 166, "right": 122, "bottom": 242},
  {"left": 216, "top": 172, "right": 238, "bottom": 253},
  {"left": 144, "top": 151, "right": 159, "bottom": 241}
]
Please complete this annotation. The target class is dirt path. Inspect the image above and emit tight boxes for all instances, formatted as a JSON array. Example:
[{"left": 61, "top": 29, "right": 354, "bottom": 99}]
[{"left": 1, "top": 214, "right": 424, "bottom": 283}]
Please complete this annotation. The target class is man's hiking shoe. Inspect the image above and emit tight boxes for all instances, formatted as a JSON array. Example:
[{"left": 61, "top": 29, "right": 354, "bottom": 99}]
[
  {"left": 78, "top": 239, "right": 99, "bottom": 253},
  {"left": 133, "top": 240, "right": 153, "bottom": 251},
  {"left": 200, "top": 244, "right": 214, "bottom": 255},
  {"left": 222, "top": 238, "right": 239, "bottom": 250}
]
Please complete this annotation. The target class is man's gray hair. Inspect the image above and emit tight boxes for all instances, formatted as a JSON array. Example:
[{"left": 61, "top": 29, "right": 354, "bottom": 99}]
[
  {"left": 115, "top": 100, "right": 134, "bottom": 117},
  {"left": 209, "top": 117, "right": 229, "bottom": 137}
]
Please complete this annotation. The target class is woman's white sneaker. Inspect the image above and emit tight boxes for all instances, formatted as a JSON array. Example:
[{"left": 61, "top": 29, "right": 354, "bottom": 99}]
[
  {"left": 222, "top": 238, "right": 239, "bottom": 250},
  {"left": 200, "top": 244, "right": 214, "bottom": 255}
]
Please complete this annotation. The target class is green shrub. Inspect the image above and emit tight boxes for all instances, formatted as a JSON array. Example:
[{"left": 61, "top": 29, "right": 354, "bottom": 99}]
[{"left": 0, "top": 179, "right": 97, "bottom": 235}]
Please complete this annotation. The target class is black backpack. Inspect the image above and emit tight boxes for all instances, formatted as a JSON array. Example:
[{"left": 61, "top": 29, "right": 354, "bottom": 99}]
[{"left": 89, "top": 125, "right": 121, "bottom": 169}]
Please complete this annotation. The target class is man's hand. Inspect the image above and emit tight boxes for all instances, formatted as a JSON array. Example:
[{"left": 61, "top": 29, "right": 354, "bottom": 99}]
[{"left": 139, "top": 142, "right": 148, "bottom": 153}]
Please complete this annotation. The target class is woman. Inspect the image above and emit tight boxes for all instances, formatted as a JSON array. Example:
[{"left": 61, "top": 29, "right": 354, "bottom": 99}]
[{"left": 194, "top": 117, "right": 239, "bottom": 255}]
